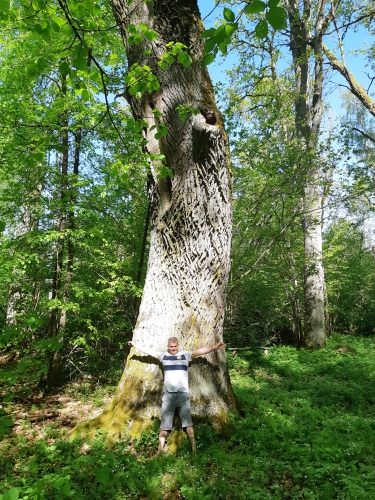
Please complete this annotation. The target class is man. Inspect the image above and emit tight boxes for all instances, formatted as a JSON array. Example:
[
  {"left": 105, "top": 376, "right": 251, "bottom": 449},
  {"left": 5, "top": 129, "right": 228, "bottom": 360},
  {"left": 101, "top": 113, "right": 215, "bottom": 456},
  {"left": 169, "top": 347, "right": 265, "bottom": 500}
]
[{"left": 127, "top": 337, "right": 226, "bottom": 452}]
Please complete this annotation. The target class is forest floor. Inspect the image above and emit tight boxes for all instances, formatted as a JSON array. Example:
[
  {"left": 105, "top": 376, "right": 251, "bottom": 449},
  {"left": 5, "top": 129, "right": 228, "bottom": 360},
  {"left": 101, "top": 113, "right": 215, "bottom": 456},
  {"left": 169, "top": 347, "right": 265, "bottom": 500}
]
[{"left": 1, "top": 333, "right": 375, "bottom": 500}]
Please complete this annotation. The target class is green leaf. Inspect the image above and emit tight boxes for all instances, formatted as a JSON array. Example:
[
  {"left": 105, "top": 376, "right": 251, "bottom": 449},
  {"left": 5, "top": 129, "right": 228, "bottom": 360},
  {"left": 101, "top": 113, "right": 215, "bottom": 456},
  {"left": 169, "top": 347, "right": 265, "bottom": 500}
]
[
  {"left": 51, "top": 21, "right": 61, "bottom": 32},
  {"left": 41, "top": 28, "right": 51, "bottom": 42},
  {"left": 148, "top": 77, "right": 160, "bottom": 92},
  {"left": 203, "top": 36, "right": 218, "bottom": 55},
  {"left": 129, "top": 33, "right": 143, "bottom": 44},
  {"left": 25, "top": 64, "right": 37, "bottom": 78},
  {"left": 177, "top": 51, "right": 192, "bottom": 67},
  {"left": 74, "top": 44, "right": 88, "bottom": 59},
  {"left": 53, "top": 477, "right": 65, "bottom": 489},
  {"left": 0, "top": 0, "right": 10, "bottom": 12},
  {"left": 223, "top": 7, "right": 235, "bottom": 23},
  {"left": 96, "top": 465, "right": 113, "bottom": 485},
  {"left": 244, "top": 1, "right": 266, "bottom": 14},
  {"left": 156, "top": 165, "right": 174, "bottom": 180},
  {"left": 255, "top": 19, "right": 269, "bottom": 38},
  {"left": 81, "top": 89, "right": 90, "bottom": 101},
  {"left": 24, "top": 316, "right": 36, "bottom": 326},
  {"left": 0, "top": 11, "right": 10, "bottom": 21},
  {"left": 200, "top": 27, "right": 216, "bottom": 38},
  {"left": 144, "top": 29, "right": 158, "bottom": 41},
  {"left": 4, "top": 488, "right": 20, "bottom": 500},
  {"left": 0, "top": 417, "right": 13, "bottom": 428},
  {"left": 128, "top": 23, "right": 137, "bottom": 34},
  {"left": 59, "top": 61, "right": 70, "bottom": 75},
  {"left": 268, "top": 0, "right": 279, "bottom": 6},
  {"left": 152, "top": 108, "right": 163, "bottom": 118},
  {"left": 213, "top": 25, "right": 227, "bottom": 45},
  {"left": 62, "top": 482, "right": 71, "bottom": 496},
  {"left": 84, "top": 0, "right": 93, "bottom": 11},
  {"left": 266, "top": 7, "right": 287, "bottom": 30},
  {"left": 34, "top": 23, "right": 44, "bottom": 35},
  {"left": 73, "top": 56, "right": 88, "bottom": 71},
  {"left": 225, "top": 23, "right": 238, "bottom": 37},
  {"left": 0, "top": 220, "right": 5, "bottom": 232},
  {"left": 176, "top": 104, "right": 199, "bottom": 122},
  {"left": 135, "top": 118, "right": 148, "bottom": 132},
  {"left": 218, "top": 41, "right": 228, "bottom": 55},
  {"left": 1, "top": 326, "right": 19, "bottom": 344},
  {"left": 201, "top": 53, "right": 215, "bottom": 66},
  {"left": 154, "top": 122, "right": 168, "bottom": 139}
]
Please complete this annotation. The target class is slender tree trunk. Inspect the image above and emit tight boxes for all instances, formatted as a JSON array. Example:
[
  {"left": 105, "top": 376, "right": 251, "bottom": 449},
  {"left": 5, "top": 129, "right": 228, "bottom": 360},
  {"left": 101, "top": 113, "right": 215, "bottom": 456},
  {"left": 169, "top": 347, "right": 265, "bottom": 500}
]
[
  {"left": 132, "top": 184, "right": 152, "bottom": 318},
  {"left": 46, "top": 78, "right": 69, "bottom": 387},
  {"left": 126, "top": 187, "right": 152, "bottom": 365},
  {"left": 286, "top": 0, "right": 328, "bottom": 348},
  {"left": 285, "top": 253, "right": 303, "bottom": 347},
  {"left": 74, "top": 0, "right": 235, "bottom": 441}
]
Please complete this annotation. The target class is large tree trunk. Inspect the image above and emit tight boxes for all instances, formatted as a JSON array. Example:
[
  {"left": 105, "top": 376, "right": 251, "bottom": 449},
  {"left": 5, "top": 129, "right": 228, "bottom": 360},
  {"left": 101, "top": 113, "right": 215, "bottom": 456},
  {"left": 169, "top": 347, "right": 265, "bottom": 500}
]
[{"left": 74, "top": 0, "right": 235, "bottom": 441}]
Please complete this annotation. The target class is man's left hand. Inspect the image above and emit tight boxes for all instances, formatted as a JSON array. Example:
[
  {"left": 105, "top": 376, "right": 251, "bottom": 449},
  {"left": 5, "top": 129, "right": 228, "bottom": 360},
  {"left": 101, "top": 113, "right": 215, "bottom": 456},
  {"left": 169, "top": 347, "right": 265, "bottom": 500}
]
[{"left": 216, "top": 342, "right": 227, "bottom": 350}]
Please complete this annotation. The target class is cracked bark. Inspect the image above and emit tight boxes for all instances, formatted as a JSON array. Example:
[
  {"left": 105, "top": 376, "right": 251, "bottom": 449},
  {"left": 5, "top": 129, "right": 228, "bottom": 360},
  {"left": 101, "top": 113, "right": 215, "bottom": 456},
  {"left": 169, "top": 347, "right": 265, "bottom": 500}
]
[{"left": 73, "top": 0, "right": 235, "bottom": 442}]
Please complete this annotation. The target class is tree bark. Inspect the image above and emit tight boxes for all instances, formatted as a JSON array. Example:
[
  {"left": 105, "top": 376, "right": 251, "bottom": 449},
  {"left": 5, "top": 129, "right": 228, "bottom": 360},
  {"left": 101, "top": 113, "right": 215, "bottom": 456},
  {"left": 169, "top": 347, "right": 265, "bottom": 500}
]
[
  {"left": 46, "top": 78, "right": 69, "bottom": 388},
  {"left": 73, "top": 0, "right": 235, "bottom": 441},
  {"left": 286, "top": 0, "right": 328, "bottom": 348}
]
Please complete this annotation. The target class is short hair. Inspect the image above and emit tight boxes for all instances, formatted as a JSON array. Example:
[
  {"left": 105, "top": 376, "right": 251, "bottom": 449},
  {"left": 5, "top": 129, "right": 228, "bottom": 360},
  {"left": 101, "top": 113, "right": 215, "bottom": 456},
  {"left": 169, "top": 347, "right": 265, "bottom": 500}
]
[{"left": 168, "top": 337, "right": 179, "bottom": 344}]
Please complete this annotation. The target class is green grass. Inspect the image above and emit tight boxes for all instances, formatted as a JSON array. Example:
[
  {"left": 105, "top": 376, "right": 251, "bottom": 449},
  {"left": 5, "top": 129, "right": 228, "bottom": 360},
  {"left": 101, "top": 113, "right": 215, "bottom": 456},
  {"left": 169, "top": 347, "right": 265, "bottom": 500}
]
[{"left": 1, "top": 334, "right": 375, "bottom": 499}]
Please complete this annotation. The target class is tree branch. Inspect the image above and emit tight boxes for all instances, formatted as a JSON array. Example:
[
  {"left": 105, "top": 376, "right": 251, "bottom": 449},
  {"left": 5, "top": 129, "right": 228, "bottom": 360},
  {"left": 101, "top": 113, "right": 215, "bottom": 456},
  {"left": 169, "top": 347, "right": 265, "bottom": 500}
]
[
  {"left": 322, "top": 43, "right": 375, "bottom": 118},
  {"left": 352, "top": 127, "right": 375, "bottom": 145}
]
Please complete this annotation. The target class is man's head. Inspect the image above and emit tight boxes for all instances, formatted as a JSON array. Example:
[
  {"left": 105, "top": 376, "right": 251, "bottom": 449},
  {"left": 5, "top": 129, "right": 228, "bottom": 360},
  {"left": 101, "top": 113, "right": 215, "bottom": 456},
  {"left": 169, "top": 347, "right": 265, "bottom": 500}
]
[{"left": 167, "top": 337, "right": 179, "bottom": 355}]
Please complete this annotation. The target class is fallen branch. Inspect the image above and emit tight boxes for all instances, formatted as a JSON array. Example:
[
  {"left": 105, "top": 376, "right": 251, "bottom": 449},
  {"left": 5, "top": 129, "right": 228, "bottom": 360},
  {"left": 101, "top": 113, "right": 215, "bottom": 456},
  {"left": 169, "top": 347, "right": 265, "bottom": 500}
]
[{"left": 12, "top": 410, "right": 59, "bottom": 422}]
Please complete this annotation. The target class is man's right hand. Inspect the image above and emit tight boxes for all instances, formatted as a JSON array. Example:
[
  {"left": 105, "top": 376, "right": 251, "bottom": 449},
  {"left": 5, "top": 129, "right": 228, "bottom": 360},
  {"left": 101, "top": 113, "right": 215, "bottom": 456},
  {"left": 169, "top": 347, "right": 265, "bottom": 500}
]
[{"left": 127, "top": 341, "right": 159, "bottom": 359}]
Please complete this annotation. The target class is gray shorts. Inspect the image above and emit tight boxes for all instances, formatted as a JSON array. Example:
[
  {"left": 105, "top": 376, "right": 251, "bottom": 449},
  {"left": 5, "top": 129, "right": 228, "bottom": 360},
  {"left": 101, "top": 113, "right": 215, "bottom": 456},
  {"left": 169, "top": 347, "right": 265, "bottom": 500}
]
[{"left": 160, "top": 391, "right": 193, "bottom": 430}]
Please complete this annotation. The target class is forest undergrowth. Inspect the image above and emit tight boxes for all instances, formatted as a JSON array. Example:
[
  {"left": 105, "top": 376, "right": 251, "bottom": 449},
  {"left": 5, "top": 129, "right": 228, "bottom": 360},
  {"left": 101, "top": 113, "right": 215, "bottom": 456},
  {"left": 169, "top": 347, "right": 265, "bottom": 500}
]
[{"left": 1, "top": 334, "right": 375, "bottom": 500}]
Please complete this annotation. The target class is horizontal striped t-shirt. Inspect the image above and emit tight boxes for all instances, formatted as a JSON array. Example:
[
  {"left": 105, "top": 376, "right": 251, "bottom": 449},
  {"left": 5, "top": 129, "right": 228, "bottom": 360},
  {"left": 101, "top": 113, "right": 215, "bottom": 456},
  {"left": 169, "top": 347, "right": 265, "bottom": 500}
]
[{"left": 157, "top": 351, "right": 192, "bottom": 393}]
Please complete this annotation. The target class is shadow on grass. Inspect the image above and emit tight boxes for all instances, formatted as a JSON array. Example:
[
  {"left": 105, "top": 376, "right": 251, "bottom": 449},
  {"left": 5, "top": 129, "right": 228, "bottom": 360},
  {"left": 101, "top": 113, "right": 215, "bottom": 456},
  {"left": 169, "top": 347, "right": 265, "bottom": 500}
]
[
  {"left": 2, "top": 335, "right": 375, "bottom": 499},
  {"left": 226, "top": 335, "right": 375, "bottom": 499}
]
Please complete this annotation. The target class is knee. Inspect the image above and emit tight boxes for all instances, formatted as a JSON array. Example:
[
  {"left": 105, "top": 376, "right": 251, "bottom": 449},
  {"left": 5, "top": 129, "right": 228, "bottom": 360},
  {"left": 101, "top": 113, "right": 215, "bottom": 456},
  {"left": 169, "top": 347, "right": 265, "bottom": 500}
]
[{"left": 185, "top": 426, "right": 195, "bottom": 437}]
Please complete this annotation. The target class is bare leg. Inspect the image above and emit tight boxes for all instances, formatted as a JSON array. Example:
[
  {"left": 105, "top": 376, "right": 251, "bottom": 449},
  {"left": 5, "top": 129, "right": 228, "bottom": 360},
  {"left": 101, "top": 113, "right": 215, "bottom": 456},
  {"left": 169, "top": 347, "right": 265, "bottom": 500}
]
[
  {"left": 158, "top": 430, "right": 168, "bottom": 452},
  {"left": 186, "top": 426, "right": 196, "bottom": 452}
]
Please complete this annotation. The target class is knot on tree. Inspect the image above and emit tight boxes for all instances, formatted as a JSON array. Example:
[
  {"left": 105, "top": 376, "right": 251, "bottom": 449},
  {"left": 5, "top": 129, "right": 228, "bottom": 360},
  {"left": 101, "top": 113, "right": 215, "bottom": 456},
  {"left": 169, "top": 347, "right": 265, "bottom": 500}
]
[{"left": 200, "top": 107, "right": 217, "bottom": 125}]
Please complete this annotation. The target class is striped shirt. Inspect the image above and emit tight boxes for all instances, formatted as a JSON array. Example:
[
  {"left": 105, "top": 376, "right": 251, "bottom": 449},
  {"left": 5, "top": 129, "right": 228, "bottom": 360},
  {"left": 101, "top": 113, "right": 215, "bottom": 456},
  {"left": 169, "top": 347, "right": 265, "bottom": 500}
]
[{"left": 158, "top": 351, "right": 193, "bottom": 393}]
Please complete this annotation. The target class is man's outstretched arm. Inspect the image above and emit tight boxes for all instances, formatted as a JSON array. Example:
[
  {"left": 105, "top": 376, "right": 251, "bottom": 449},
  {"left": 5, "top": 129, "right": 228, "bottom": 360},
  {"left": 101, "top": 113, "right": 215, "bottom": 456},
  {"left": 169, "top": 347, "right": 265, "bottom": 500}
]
[
  {"left": 128, "top": 341, "right": 159, "bottom": 359},
  {"left": 191, "top": 342, "right": 226, "bottom": 358}
]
